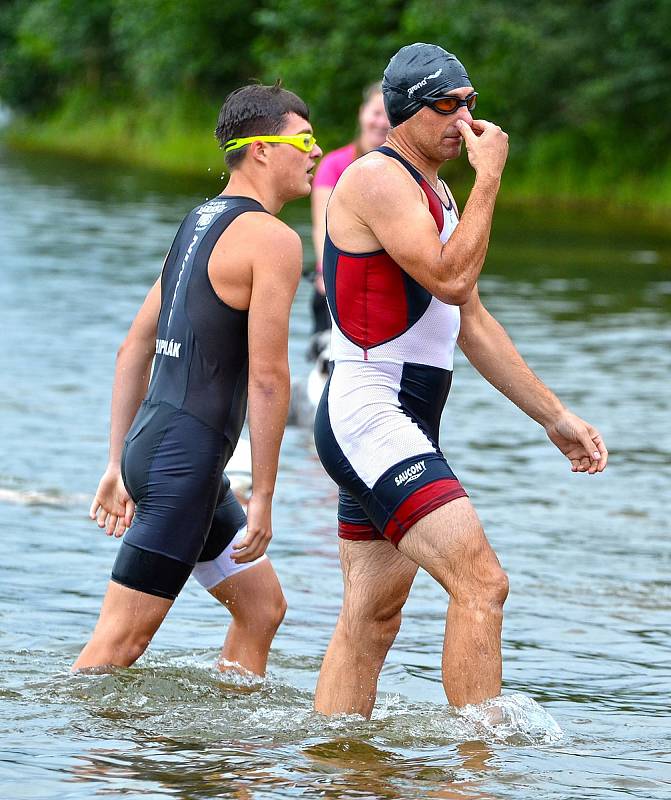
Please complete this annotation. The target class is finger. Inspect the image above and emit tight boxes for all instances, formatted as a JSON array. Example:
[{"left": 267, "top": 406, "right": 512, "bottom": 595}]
[
  {"left": 232, "top": 544, "right": 263, "bottom": 564},
  {"left": 106, "top": 514, "right": 118, "bottom": 536},
  {"left": 114, "top": 517, "right": 126, "bottom": 538},
  {"left": 456, "top": 119, "right": 477, "bottom": 144},
  {"left": 232, "top": 534, "right": 269, "bottom": 563},
  {"left": 593, "top": 435, "right": 608, "bottom": 472},
  {"left": 89, "top": 498, "right": 100, "bottom": 519},
  {"left": 469, "top": 119, "right": 494, "bottom": 134},
  {"left": 124, "top": 499, "right": 135, "bottom": 528},
  {"left": 232, "top": 533, "right": 254, "bottom": 551},
  {"left": 577, "top": 430, "right": 602, "bottom": 464},
  {"left": 97, "top": 508, "right": 108, "bottom": 528}
]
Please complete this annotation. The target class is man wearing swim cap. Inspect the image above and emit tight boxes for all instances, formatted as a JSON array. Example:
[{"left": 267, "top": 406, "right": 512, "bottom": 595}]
[{"left": 313, "top": 43, "right": 608, "bottom": 716}]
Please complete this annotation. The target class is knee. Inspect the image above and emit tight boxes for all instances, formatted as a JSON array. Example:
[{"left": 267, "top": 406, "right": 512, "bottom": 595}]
[
  {"left": 455, "top": 560, "right": 509, "bottom": 612},
  {"left": 443, "top": 530, "right": 509, "bottom": 612},
  {"left": 480, "top": 564, "right": 509, "bottom": 608},
  {"left": 234, "top": 587, "right": 287, "bottom": 633},
  {"left": 261, "top": 585, "right": 287, "bottom": 631},
  {"left": 269, "top": 592, "right": 288, "bottom": 630},
  {"left": 119, "top": 636, "right": 152, "bottom": 666},
  {"left": 342, "top": 604, "right": 402, "bottom": 654}
]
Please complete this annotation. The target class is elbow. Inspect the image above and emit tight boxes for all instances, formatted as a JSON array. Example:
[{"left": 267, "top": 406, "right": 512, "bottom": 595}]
[
  {"left": 249, "top": 366, "right": 289, "bottom": 397},
  {"left": 115, "top": 337, "right": 132, "bottom": 363},
  {"left": 116, "top": 333, "right": 155, "bottom": 364},
  {"left": 437, "top": 280, "right": 473, "bottom": 306}
]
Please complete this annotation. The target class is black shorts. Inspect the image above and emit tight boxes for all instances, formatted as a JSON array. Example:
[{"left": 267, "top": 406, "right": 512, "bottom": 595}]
[{"left": 113, "top": 401, "right": 246, "bottom": 600}]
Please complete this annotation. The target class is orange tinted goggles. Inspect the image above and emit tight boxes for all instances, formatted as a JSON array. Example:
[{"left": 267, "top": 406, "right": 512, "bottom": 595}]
[{"left": 422, "top": 91, "right": 478, "bottom": 115}]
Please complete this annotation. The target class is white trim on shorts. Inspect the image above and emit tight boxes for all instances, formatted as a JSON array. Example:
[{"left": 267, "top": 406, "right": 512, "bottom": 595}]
[{"left": 191, "top": 526, "right": 268, "bottom": 590}]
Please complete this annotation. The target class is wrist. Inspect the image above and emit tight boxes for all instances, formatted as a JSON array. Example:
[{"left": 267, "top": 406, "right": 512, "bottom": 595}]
[
  {"left": 474, "top": 172, "right": 501, "bottom": 192},
  {"left": 251, "top": 487, "right": 274, "bottom": 502},
  {"left": 539, "top": 401, "right": 568, "bottom": 430}
]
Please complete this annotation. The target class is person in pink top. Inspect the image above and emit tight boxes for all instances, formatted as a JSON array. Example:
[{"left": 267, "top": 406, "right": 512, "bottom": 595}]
[{"left": 310, "top": 82, "right": 390, "bottom": 332}]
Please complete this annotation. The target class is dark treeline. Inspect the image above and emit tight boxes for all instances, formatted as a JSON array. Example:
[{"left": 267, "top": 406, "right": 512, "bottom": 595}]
[{"left": 1, "top": 0, "right": 670, "bottom": 193}]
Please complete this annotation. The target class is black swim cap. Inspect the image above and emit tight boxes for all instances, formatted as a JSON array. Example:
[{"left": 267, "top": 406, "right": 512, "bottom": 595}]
[{"left": 382, "top": 43, "right": 471, "bottom": 127}]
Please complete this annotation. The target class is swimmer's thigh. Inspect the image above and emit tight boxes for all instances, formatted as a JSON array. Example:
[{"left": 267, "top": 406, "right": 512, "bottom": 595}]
[
  {"left": 397, "top": 497, "right": 504, "bottom": 594},
  {"left": 339, "top": 537, "right": 419, "bottom": 623}
]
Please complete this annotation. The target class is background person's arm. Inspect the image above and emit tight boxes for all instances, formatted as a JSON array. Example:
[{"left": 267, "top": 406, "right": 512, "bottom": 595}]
[
  {"left": 233, "top": 220, "right": 302, "bottom": 563},
  {"left": 90, "top": 279, "right": 161, "bottom": 536},
  {"left": 311, "top": 185, "right": 332, "bottom": 288},
  {"left": 458, "top": 287, "right": 608, "bottom": 474}
]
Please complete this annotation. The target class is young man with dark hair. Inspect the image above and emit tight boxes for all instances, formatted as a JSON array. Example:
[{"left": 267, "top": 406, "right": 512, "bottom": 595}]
[
  {"left": 74, "top": 83, "right": 321, "bottom": 674},
  {"left": 314, "top": 43, "right": 607, "bottom": 716}
]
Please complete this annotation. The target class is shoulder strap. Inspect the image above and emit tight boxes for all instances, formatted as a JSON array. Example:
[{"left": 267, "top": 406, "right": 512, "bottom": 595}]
[
  {"left": 375, "top": 145, "right": 423, "bottom": 186},
  {"left": 376, "top": 146, "right": 453, "bottom": 212}
]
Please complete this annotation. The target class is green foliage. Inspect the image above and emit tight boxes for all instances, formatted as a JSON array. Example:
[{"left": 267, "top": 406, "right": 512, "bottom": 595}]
[
  {"left": 111, "top": 0, "right": 262, "bottom": 98},
  {"left": 1, "top": 0, "right": 670, "bottom": 202},
  {"left": 253, "top": 0, "right": 406, "bottom": 146}
]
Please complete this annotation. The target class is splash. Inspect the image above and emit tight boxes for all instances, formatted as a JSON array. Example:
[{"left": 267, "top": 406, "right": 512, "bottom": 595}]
[{"left": 457, "top": 692, "right": 563, "bottom": 745}]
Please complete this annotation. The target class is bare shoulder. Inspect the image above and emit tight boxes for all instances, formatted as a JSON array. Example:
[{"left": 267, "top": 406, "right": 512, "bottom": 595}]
[
  {"left": 235, "top": 212, "right": 302, "bottom": 262},
  {"left": 234, "top": 210, "right": 299, "bottom": 242},
  {"left": 334, "top": 151, "right": 422, "bottom": 206},
  {"left": 245, "top": 215, "right": 302, "bottom": 287},
  {"left": 262, "top": 216, "right": 301, "bottom": 262}
]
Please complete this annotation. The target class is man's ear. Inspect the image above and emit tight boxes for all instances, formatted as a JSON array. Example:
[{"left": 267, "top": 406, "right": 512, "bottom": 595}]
[{"left": 249, "top": 140, "right": 269, "bottom": 164}]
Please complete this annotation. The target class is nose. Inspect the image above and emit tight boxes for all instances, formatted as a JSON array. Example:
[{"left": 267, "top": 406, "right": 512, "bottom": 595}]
[
  {"left": 311, "top": 142, "right": 323, "bottom": 159},
  {"left": 456, "top": 105, "right": 474, "bottom": 126}
]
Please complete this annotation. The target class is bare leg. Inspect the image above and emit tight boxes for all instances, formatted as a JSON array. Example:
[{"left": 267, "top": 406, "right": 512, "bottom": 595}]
[
  {"left": 72, "top": 581, "right": 172, "bottom": 671},
  {"left": 208, "top": 558, "right": 286, "bottom": 677},
  {"left": 314, "top": 539, "right": 418, "bottom": 717},
  {"left": 398, "top": 497, "right": 509, "bottom": 707}
]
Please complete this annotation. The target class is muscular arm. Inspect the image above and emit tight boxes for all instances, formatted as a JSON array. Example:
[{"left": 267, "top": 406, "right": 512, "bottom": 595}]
[
  {"left": 341, "top": 120, "right": 507, "bottom": 305},
  {"left": 233, "top": 221, "right": 302, "bottom": 562},
  {"left": 458, "top": 286, "right": 564, "bottom": 425},
  {"left": 90, "top": 279, "right": 160, "bottom": 535},
  {"left": 458, "top": 287, "right": 608, "bottom": 473}
]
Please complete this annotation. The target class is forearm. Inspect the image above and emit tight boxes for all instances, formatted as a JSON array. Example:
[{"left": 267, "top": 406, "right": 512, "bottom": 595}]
[
  {"left": 459, "top": 309, "right": 564, "bottom": 426},
  {"left": 108, "top": 340, "right": 154, "bottom": 466},
  {"left": 247, "top": 369, "right": 290, "bottom": 498},
  {"left": 434, "top": 176, "right": 500, "bottom": 304},
  {"left": 311, "top": 187, "right": 330, "bottom": 273},
  {"left": 311, "top": 220, "right": 325, "bottom": 273}
]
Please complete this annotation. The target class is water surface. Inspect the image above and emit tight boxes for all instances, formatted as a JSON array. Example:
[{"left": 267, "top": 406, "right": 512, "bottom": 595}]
[{"left": 1, "top": 147, "right": 670, "bottom": 799}]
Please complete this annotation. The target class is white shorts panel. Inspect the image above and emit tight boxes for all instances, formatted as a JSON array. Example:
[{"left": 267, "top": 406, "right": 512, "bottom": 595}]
[
  {"left": 327, "top": 361, "right": 438, "bottom": 488},
  {"left": 191, "top": 526, "right": 268, "bottom": 590}
]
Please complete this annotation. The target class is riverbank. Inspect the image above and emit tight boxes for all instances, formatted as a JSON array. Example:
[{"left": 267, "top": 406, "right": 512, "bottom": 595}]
[{"left": 4, "top": 98, "right": 671, "bottom": 214}]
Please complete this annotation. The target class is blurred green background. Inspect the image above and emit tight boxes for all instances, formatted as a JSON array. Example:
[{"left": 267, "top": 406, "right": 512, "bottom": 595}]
[{"left": 1, "top": 0, "right": 670, "bottom": 207}]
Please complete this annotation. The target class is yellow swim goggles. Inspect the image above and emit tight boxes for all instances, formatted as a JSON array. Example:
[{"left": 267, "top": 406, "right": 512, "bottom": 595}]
[{"left": 224, "top": 133, "right": 317, "bottom": 153}]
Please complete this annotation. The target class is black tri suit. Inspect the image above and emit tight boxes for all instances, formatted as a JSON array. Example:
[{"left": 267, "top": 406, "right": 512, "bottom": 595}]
[{"left": 113, "top": 196, "right": 266, "bottom": 600}]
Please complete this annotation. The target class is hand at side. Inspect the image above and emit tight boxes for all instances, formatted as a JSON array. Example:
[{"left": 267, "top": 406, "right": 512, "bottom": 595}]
[
  {"left": 545, "top": 412, "right": 608, "bottom": 474},
  {"left": 89, "top": 466, "right": 135, "bottom": 537}
]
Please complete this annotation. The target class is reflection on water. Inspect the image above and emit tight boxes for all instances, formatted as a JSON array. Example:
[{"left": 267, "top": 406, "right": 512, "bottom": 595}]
[{"left": 1, "top": 145, "right": 670, "bottom": 799}]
